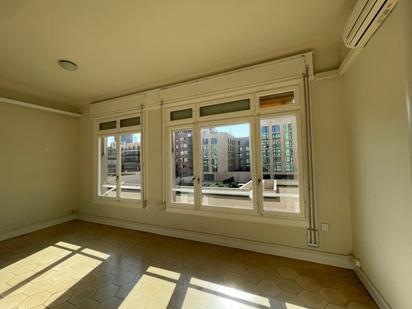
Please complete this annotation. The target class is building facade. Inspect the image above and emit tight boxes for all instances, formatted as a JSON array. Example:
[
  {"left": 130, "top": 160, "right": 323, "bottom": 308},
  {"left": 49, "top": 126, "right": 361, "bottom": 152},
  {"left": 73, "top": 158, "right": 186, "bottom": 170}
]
[
  {"left": 172, "top": 118, "right": 298, "bottom": 185},
  {"left": 173, "top": 130, "right": 194, "bottom": 184},
  {"left": 260, "top": 116, "right": 298, "bottom": 180}
]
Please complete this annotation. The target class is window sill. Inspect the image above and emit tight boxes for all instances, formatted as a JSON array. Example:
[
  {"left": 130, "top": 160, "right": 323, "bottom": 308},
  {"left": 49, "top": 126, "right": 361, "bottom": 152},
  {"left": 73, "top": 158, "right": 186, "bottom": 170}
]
[
  {"left": 165, "top": 207, "right": 309, "bottom": 228},
  {"left": 93, "top": 197, "right": 144, "bottom": 209}
]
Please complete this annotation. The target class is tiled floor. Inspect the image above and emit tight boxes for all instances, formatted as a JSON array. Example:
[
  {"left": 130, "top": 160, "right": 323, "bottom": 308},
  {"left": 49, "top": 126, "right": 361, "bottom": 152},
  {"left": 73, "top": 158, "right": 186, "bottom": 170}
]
[{"left": 0, "top": 220, "right": 377, "bottom": 309}]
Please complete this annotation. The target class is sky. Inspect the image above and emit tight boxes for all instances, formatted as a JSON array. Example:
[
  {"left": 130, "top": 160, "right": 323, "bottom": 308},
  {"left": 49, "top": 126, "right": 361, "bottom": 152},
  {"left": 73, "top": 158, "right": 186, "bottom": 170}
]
[
  {"left": 106, "top": 133, "right": 140, "bottom": 146},
  {"left": 213, "top": 123, "right": 250, "bottom": 138}
]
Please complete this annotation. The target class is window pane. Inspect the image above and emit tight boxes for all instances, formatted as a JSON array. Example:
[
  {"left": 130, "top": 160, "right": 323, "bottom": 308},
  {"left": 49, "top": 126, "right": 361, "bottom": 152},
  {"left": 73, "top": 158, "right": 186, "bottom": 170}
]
[
  {"left": 120, "top": 133, "right": 141, "bottom": 200},
  {"left": 120, "top": 117, "right": 140, "bottom": 127},
  {"left": 201, "top": 123, "right": 253, "bottom": 210},
  {"left": 98, "top": 135, "right": 117, "bottom": 197},
  {"left": 259, "top": 92, "right": 294, "bottom": 109},
  {"left": 260, "top": 116, "right": 299, "bottom": 213},
  {"left": 171, "top": 129, "right": 194, "bottom": 204},
  {"left": 170, "top": 108, "right": 192, "bottom": 121},
  {"left": 199, "top": 99, "right": 250, "bottom": 117},
  {"left": 99, "top": 120, "right": 116, "bottom": 131}
]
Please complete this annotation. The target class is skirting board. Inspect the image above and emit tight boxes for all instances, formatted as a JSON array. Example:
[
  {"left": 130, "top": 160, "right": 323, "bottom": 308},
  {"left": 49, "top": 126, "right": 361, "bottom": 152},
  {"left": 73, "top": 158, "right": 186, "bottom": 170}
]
[
  {"left": 0, "top": 214, "right": 77, "bottom": 242},
  {"left": 78, "top": 213, "right": 352, "bottom": 269},
  {"left": 351, "top": 260, "right": 391, "bottom": 309}
]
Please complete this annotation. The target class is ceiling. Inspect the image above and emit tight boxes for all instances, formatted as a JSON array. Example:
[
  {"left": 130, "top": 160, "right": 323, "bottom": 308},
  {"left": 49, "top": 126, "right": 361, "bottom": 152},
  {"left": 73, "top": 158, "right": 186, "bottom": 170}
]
[{"left": 0, "top": 0, "right": 355, "bottom": 109}]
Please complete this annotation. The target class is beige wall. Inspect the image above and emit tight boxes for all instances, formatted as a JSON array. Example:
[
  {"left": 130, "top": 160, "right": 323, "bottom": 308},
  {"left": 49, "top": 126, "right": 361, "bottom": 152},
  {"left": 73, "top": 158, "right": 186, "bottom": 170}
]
[
  {"left": 0, "top": 103, "right": 77, "bottom": 234},
  {"left": 343, "top": 8, "right": 412, "bottom": 308},
  {"left": 311, "top": 77, "right": 352, "bottom": 254},
  {"left": 77, "top": 76, "right": 352, "bottom": 256}
]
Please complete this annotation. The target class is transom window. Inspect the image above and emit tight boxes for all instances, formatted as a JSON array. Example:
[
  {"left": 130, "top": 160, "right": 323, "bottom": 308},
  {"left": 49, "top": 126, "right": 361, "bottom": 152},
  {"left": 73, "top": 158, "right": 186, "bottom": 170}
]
[{"left": 164, "top": 82, "right": 308, "bottom": 221}]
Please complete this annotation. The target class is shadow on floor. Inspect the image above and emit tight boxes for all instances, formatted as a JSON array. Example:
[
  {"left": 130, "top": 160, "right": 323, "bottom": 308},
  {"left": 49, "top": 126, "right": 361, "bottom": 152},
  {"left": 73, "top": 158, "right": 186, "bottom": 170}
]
[{"left": 0, "top": 220, "right": 376, "bottom": 309}]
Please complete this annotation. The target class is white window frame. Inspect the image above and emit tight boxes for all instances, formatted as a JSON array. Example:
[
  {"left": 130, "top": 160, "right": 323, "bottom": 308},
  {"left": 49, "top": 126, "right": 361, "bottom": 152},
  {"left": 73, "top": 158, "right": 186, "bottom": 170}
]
[
  {"left": 257, "top": 111, "right": 307, "bottom": 220},
  {"left": 255, "top": 83, "right": 309, "bottom": 221},
  {"left": 94, "top": 114, "right": 144, "bottom": 208},
  {"left": 163, "top": 79, "right": 310, "bottom": 227},
  {"left": 197, "top": 116, "right": 258, "bottom": 216},
  {"left": 166, "top": 124, "right": 198, "bottom": 210}
]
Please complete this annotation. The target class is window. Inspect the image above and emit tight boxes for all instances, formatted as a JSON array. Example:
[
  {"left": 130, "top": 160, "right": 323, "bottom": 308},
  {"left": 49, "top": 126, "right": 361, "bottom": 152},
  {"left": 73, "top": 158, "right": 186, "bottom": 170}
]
[
  {"left": 201, "top": 123, "right": 253, "bottom": 210},
  {"left": 96, "top": 116, "right": 142, "bottom": 205},
  {"left": 120, "top": 133, "right": 141, "bottom": 199},
  {"left": 165, "top": 86, "right": 307, "bottom": 221},
  {"left": 272, "top": 125, "right": 280, "bottom": 133},
  {"left": 170, "top": 108, "right": 192, "bottom": 121},
  {"left": 199, "top": 99, "right": 250, "bottom": 117},
  {"left": 259, "top": 92, "right": 295, "bottom": 109},
  {"left": 98, "top": 135, "right": 117, "bottom": 197},
  {"left": 171, "top": 129, "right": 194, "bottom": 204},
  {"left": 260, "top": 115, "right": 299, "bottom": 213}
]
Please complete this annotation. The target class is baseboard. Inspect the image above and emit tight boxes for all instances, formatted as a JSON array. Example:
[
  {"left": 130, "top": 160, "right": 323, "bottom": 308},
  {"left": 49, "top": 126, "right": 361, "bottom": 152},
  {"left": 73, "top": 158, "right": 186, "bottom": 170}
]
[
  {"left": 350, "top": 258, "right": 391, "bottom": 309},
  {"left": 78, "top": 213, "right": 352, "bottom": 269},
  {"left": 0, "top": 214, "right": 77, "bottom": 242}
]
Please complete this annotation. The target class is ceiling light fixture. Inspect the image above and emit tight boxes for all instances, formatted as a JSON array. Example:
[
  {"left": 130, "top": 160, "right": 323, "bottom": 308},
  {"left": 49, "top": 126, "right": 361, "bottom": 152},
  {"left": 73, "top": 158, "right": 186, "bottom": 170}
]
[{"left": 58, "top": 59, "right": 78, "bottom": 71}]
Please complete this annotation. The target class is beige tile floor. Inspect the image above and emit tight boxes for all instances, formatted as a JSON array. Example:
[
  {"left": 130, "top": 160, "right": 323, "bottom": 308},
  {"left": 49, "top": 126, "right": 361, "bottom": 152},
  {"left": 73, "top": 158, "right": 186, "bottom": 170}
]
[{"left": 0, "top": 220, "right": 378, "bottom": 309}]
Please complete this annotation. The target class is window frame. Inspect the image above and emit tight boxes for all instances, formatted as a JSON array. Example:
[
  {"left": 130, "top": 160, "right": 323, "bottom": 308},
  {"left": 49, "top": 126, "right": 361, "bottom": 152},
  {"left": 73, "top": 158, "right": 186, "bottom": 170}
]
[
  {"left": 256, "top": 111, "right": 307, "bottom": 220},
  {"left": 198, "top": 116, "right": 258, "bottom": 216},
  {"left": 163, "top": 79, "right": 310, "bottom": 226},
  {"left": 255, "top": 84, "right": 309, "bottom": 220},
  {"left": 166, "top": 124, "right": 199, "bottom": 210},
  {"left": 94, "top": 114, "right": 144, "bottom": 208}
]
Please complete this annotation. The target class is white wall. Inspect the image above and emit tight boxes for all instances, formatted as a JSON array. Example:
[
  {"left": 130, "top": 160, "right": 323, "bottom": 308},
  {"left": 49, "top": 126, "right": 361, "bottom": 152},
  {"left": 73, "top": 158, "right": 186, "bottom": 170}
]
[
  {"left": 343, "top": 8, "right": 412, "bottom": 308},
  {"left": 77, "top": 76, "right": 352, "bottom": 256},
  {"left": 0, "top": 103, "right": 78, "bottom": 234}
]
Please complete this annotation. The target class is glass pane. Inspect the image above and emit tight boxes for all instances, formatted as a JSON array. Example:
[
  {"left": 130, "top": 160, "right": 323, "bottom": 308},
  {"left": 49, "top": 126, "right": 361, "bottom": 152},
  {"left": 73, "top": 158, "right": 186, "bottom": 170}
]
[
  {"left": 99, "top": 120, "right": 116, "bottom": 131},
  {"left": 120, "top": 133, "right": 141, "bottom": 200},
  {"left": 199, "top": 99, "right": 250, "bottom": 117},
  {"left": 98, "top": 135, "right": 117, "bottom": 198},
  {"left": 120, "top": 117, "right": 140, "bottom": 127},
  {"left": 259, "top": 92, "right": 294, "bottom": 109},
  {"left": 260, "top": 116, "right": 299, "bottom": 213},
  {"left": 170, "top": 108, "right": 192, "bottom": 121},
  {"left": 201, "top": 123, "right": 253, "bottom": 210},
  {"left": 171, "top": 129, "right": 194, "bottom": 204}
]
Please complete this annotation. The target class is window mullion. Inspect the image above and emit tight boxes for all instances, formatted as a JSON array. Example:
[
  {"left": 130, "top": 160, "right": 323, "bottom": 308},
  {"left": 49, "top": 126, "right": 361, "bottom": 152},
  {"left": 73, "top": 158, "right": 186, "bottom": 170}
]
[
  {"left": 253, "top": 117, "right": 263, "bottom": 216},
  {"left": 116, "top": 133, "right": 121, "bottom": 201},
  {"left": 193, "top": 123, "right": 201, "bottom": 210}
]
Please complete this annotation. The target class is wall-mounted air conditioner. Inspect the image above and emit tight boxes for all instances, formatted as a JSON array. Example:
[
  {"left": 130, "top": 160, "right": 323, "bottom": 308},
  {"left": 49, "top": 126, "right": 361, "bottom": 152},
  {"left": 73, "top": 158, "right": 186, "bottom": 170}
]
[{"left": 343, "top": 0, "right": 398, "bottom": 49}]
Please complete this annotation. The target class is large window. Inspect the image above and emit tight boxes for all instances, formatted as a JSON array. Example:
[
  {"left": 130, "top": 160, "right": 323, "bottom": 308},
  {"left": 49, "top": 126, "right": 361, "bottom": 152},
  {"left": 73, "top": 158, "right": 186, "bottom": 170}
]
[
  {"left": 96, "top": 116, "right": 142, "bottom": 205},
  {"left": 165, "top": 83, "right": 308, "bottom": 222}
]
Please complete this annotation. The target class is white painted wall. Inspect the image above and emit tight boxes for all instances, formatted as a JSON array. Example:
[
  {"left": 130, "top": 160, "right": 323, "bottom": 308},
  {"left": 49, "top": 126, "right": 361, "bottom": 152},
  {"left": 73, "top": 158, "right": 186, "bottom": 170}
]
[
  {"left": 77, "top": 76, "right": 352, "bottom": 256},
  {"left": 0, "top": 103, "right": 78, "bottom": 234},
  {"left": 343, "top": 8, "right": 412, "bottom": 308}
]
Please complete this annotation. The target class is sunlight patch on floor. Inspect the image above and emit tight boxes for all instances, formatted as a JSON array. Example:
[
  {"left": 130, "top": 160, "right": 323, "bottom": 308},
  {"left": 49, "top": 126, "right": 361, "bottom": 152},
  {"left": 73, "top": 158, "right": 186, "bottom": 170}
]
[
  {"left": 146, "top": 266, "right": 181, "bottom": 280},
  {"left": 0, "top": 245, "right": 72, "bottom": 294},
  {"left": 189, "top": 277, "right": 271, "bottom": 307},
  {"left": 0, "top": 241, "right": 109, "bottom": 308},
  {"left": 119, "top": 272, "right": 177, "bottom": 309},
  {"left": 285, "top": 303, "right": 308, "bottom": 309}
]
